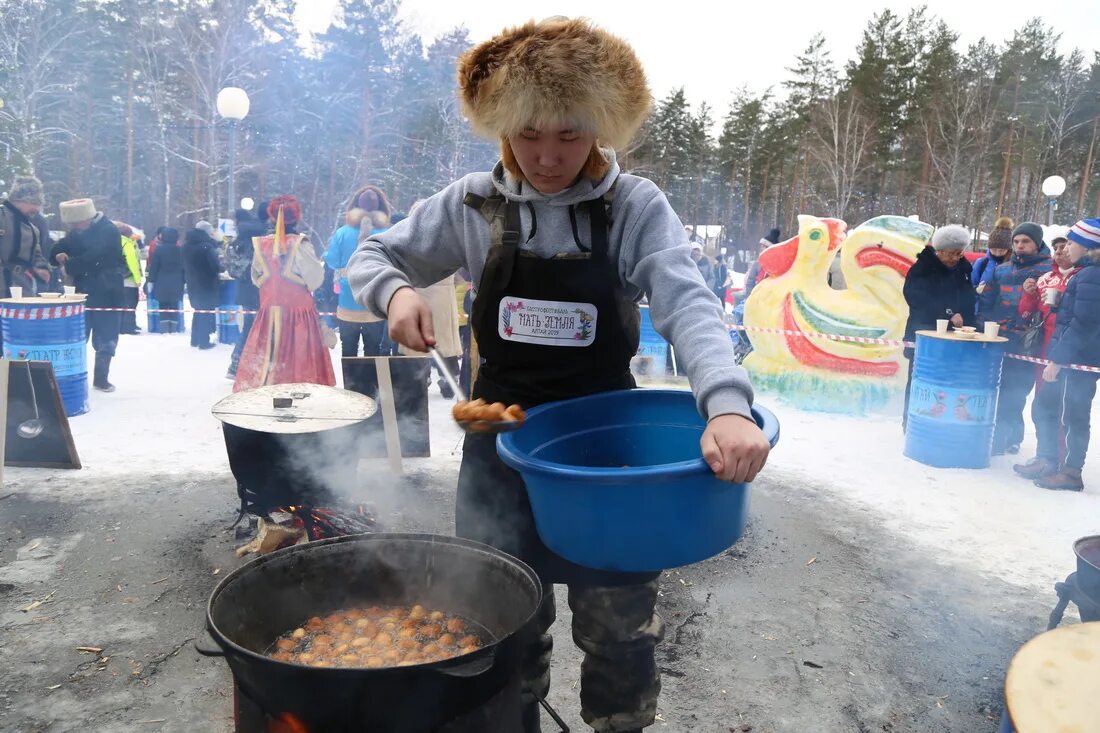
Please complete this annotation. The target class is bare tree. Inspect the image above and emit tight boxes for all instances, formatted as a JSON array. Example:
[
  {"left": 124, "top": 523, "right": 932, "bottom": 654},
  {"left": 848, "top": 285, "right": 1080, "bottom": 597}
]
[{"left": 810, "top": 91, "right": 875, "bottom": 220}]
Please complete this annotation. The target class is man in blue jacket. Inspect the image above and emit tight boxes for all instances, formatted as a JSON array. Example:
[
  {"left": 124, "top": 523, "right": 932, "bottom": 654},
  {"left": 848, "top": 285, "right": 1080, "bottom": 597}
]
[
  {"left": 1030, "top": 218, "right": 1100, "bottom": 491},
  {"left": 978, "top": 222, "right": 1052, "bottom": 455}
]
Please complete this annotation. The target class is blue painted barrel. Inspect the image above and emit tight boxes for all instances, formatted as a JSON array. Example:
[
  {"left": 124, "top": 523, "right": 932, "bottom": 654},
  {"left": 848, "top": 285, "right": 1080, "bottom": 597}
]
[
  {"left": 217, "top": 279, "right": 240, "bottom": 344},
  {"left": 147, "top": 296, "right": 184, "bottom": 333},
  {"left": 1, "top": 297, "right": 88, "bottom": 416},
  {"left": 904, "top": 332, "right": 1006, "bottom": 469},
  {"left": 637, "top": 305, "right": 670, "bottom": 373}
]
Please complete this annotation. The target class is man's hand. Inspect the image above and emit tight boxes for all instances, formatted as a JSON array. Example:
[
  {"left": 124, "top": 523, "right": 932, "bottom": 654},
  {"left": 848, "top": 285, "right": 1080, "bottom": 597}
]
[
  {"left": 33, "top": 267, "right": 51, "bottom": 282},
  {"left": 1043, "top": 363, "right": 1061, "bottom": 383},
  {"left": 950, "top": 313, "right": 964, "bottom": 328},
  {"left": 387, "top": 287, "right": 435, "bottom": 352},
  {"left": 1023, "top": 278, "right": 1038, "bottom": 295},
  {"left": 701, "top": 414, "right": 771, "bottom": 484}
]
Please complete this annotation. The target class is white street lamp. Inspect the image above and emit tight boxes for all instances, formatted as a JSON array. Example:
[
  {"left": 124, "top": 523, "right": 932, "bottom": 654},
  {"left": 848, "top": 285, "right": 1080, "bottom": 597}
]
[
  {"left": 1041, "top": 175, "right": 1066, "bottom": 226},
  {"left": 240, "top": 197, "right": 254, "bottom": 212},
  {"left": 216, "top": 87, "right": 250, "bottom": 219}
]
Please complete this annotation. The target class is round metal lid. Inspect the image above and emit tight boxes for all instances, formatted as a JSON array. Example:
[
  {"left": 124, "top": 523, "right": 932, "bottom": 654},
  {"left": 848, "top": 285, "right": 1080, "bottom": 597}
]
[{"left": 211, "top": 383, "right": 377, "bottom": 434}]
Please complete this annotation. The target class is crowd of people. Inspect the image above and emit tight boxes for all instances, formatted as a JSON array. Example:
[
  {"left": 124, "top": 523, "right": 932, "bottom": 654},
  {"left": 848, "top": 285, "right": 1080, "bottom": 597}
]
[{"left": 902, "top": 216, "right": 1100, "bottom": 492}]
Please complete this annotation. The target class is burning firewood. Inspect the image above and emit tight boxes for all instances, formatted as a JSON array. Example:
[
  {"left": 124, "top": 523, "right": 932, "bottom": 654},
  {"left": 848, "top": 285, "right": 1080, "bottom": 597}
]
[{"left": 235, "top": 518, "right": 307, "bottom": 557}]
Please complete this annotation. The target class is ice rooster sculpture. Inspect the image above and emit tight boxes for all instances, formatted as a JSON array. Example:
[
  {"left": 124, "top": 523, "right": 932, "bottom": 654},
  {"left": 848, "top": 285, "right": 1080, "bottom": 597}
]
[{"left": 742, "top": 215, "right": 935, "bottom": 413}]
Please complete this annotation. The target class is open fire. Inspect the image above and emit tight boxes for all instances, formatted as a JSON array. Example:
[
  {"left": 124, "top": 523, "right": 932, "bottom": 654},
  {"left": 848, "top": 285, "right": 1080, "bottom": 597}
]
[{"left": 236, "top": 504, "right": 378, "bottom": 557}]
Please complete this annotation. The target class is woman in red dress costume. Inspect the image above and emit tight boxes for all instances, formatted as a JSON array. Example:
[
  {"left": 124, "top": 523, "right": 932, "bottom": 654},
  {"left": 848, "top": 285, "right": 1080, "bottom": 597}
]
[{"left": 233, "top": 195, "right": 335, "bottom": 391}]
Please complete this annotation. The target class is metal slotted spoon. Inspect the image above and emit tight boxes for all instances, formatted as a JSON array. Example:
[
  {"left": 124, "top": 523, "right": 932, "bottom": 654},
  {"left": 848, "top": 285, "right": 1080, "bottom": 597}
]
[
  {"left": 428, "top": 347, "right": 523, "bottom": 434},
  {"left": 17, "top": 361, "right": 44, "bottom": 439}
]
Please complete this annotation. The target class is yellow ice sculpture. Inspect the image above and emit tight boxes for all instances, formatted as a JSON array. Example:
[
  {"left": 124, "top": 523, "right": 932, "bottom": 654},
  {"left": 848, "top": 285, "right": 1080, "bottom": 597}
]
[{"left": 742, "top": 215, "right": 934, "bottom": 413}]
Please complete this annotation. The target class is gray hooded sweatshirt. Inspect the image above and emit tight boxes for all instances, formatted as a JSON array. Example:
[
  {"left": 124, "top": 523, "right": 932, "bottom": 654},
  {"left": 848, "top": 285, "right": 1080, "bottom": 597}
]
[{"left": 346, "top": 151, "right": 753, "bottom": 420}]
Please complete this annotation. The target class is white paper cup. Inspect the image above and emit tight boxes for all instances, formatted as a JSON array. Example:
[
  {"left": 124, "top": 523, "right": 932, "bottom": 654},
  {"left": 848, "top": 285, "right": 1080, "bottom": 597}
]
[
  {"left": 1043, "top": 288, "right": 1060, "bottom": 306},
  {"left": 9, "top": 286, "right": 23, "bottom": 299},
  {"left": 984, "top": 322, "right": 1000, "bottom": 338},
  {"left": 63, "top": 285, "right": 76, "bottom": 296},
  {"left": 936, "top": 319, "right": 949, "bottom": 334}
]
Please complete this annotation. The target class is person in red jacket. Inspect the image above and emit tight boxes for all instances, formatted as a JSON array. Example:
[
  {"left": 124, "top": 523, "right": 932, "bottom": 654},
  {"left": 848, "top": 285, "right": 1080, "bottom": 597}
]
[{"left": 1013, "top": 236, "right": 1082, "bottom": 480}]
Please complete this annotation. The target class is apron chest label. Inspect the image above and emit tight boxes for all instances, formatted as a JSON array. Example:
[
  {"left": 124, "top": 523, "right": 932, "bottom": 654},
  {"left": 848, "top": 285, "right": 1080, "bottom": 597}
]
[{"left": 499, "top": 297, "right": 597, "bottom": 347}]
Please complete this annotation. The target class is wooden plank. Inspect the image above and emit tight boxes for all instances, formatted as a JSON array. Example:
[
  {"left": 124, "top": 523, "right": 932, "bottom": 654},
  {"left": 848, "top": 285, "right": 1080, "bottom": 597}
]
[{"left": 375, "top": 358, "right": 403, "bottom": 475}]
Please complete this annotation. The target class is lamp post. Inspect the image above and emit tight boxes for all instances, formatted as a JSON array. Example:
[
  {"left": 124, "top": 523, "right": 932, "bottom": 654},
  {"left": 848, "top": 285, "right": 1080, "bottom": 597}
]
[
  {"left": 1041, "top": 175, "right": 1066, "bottom": 226},
  {"left": 216, "top": 87, "right": 250, "bottom": 219}
]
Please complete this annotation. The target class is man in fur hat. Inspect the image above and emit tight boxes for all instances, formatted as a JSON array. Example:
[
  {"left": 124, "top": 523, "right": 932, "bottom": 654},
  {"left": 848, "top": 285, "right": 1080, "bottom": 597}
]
[
  {"left": 51, "top": 198, "right": 128, "bottom": 392},
  {"left": 348, "top": 18, "right": 769, "bottom": 732},
  {"left": 1, "top": 175, "right": 52, "bottom": 299}
]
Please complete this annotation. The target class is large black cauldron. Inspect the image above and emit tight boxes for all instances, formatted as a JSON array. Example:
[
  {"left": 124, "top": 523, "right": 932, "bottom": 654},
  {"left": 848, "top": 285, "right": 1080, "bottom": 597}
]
[{"left": 197, "top": 533, "right": 542, "bottom": 732}]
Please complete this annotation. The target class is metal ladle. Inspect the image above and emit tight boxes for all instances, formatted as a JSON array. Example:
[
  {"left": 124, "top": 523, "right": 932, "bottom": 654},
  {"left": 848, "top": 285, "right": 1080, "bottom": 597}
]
[{"left": 17, "top": 361, "right": 44, "bottom": 439}]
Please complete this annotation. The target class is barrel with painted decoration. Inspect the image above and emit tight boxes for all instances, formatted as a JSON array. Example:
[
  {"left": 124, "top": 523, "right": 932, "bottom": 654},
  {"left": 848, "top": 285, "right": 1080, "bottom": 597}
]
[
  {"left": 1, "top": 295, "right": 89, "bottom": 416},
  {"left": 904, "top": 331, "right": 1008, "bottom": 469}
]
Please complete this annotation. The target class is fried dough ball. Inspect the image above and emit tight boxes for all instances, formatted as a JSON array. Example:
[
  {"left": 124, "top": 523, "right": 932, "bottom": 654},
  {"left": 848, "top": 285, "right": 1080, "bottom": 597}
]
[
  {"left": 429, "top": 611, "right": 446, "bottom": 622},
  {"left": 365, "top": 606, "right": 385, "bottom": 619},
  {"left": 312, "top": 634, "right": 334, "bottom": 648},
  {"left": 339, "top": 654, "right": 359, "bottom": 665},
  {"left": 408, "top": 605, "right": 427, "bottom": 620},
  {"left": 365, "top": 656, "right": 385, "bottom": 669},
  {"left": 373, "top": 631, "right": 392, "bottom": 645},
  {"left": 485, "top": 402, "right": 507, "bottom": 420},
  {"left": 312, "top": 659, "right": 333, "bottom": 668},
  {"left": 351, "top": 637, "right": 371, "bottom": 649},
  {"left": 296, "top": 652, "right": 315, "bottom": 664},
  {"left": 346, "top": 609, "right": 366, "bottom": 621},
  {"left": 504, "top": 404, "right": 526, "bottom": 422},
  {"left": 438, "top": 633, "right": 457, "bottom": 647},
  {"left": 397, "top": 626, "right": 417, "bottom": 638},
  {"left": 275, "top": 639, "right": 297, "bottom": 652},
  {"left": 272, "top": 651, "right": 294, "bottom": 662},
  {"left": 399, "top": 618, "right": 419, "bottom": 630},
  {"left": 305, "top": 617, "right": 325, "bottom": 632},
  {"left": 291, "top": 628, "right": 307, "bottom": 640},
  {"left": 418, "top": 623, "right": 443, "bottom": 638},
  {"left": 396, "top": 638, "right": 418, "bottom": 651},
  {"left": 354, "top": 619, "right": 377, "bottom": 634},
  {"left": 324, "top": 612, "right": 345, "bottom": 625},
  {"left": 383, "top": 648, "right": 402, "bottom": 663},
  {"left": 445, "top": 618, "right": 466, "bottom": 634},
  {"left": 397, "top": 657, "right": 420, "bottom": 667},
  {"left": 459, "top": 644, "right": 479, "bottom": 656},
  {"left": 457, "top": 635, "right": 480, "bottom": 648},
  {"left": 333, "top": 642, "right": 350, "bottom": 655}
]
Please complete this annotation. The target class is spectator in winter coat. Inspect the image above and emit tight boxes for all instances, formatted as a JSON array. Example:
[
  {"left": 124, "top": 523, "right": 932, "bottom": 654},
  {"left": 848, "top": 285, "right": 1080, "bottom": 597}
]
[
  {"left": 226, "top": 209, "right": 266, "bottom": 378},
  {"left": 0, "top": 175, "right": 51, "bottom": 305},
  {"left": 743, "top": 227, "right": 781, "bottom": 300},
  {"left": 691, "top": 243, "right": 716, "bottom": 291},
  {"left": 901, "top": 225, "right": 976, "bottom": 430},
  {"left": 52, "top": 198, "right": 127, "bottom": 392},
  {"left": 182, "top": 226, "right": 224, "bottom": 349},
  {"left": 146, "top": 227, "right": 185, "bottom": 332},
  {"left": 977, "top": 222, "right": 1052, "bottom": 455},
  {"left": 972, "top": 216, "right": 1014, "bottom": 289},
  {"left": 1018, "top": 219, "right": 1100, "bottom": 491},
  {"left": 117, "top": 224, "right": 143, "bottom": 335},
  {"left": 325, "top": 208, "right": 381, "bottom": 359}
]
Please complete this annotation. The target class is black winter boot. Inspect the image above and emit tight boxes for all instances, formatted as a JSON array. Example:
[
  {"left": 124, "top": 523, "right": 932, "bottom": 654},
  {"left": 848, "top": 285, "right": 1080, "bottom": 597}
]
[{"left": 93, "top": 354, "right": 116, "bottom": 393}]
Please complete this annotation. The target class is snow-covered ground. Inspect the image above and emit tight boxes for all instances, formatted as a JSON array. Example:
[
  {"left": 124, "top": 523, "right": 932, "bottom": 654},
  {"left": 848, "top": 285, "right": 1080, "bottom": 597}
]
[{"left": 7, "top": 302, "right": 1097, "bottom": 594}]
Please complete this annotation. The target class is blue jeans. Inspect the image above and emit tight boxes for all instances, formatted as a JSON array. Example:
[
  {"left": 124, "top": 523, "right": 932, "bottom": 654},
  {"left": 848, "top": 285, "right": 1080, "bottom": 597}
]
[
  {"left": 1033, "top": 369, "right": 1100, "bottom": 469},
  {"left": 992, "top": 359, "right": 1035, "bottom": 452}
]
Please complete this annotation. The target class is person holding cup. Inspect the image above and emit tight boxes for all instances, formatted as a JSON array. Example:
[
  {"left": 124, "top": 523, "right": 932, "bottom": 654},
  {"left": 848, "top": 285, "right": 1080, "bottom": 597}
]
[
  {"left": 901, "top": 224, "right": 977, "bottom": 430},
  {"left": 1016, "top": 219, "right": 1100, "bottom": 491}
]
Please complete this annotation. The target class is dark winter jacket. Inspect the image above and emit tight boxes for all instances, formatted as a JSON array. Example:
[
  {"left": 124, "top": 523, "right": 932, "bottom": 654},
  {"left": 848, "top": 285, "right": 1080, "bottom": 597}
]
[
  {"left": 977, "top": 246, "right": 1052, "bottom": 350},
  {"left": 1048, "top": 259, "right": 1100, "bottom": 368},
  {"left": 0, "top": 200, "right": 50, "bottom": 297},
  {"left": 970, "top": 251, "right": 1007, "bottom": 288},
  {"left": 182, "top": 229, "right": 223, "bottom": 309},
  {"left": 228, "top": 219, "right": 265, "bottom": 309},
  {"left": 147, "top": 232, "right": 185, "bottom": 306},
  {"left": 50, "top": 214, "right": 126, "bottom": 308},
  {"left": 903, "top": 247, "right": 977, "bottom": 353}
]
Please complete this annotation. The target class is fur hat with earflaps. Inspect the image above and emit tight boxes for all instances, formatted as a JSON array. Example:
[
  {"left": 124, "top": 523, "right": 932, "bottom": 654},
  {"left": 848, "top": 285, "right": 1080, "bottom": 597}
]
[
  {"left": 457, "top": 17, "right": 651, "bottom": 174},
  {"left": 8, "top": 175, "right": 44, "bottom": 207},
  {"left": 60, "top": 198, "right": 97, "bottom": 225}
]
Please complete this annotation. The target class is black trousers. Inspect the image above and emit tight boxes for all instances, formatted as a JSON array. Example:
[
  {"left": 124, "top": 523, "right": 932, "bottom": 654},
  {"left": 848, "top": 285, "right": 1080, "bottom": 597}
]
[
  {"left": 1033, "top": 369, "right": 1100, "bottom": 470},
  {"left": 121, "top": 286, "right": 139, "bottom": 333},
  {"left": 992, "top": 358, "right": 1036, "bottom": 452},
  {"left": 191, "top": 312, "right": 215, "bottom": 347},
  {"left": 338, "top": 319, "right": 387, "bottom": 358},
  {"left": 85, "top": 310, "right": 121, "bottom": 357}
]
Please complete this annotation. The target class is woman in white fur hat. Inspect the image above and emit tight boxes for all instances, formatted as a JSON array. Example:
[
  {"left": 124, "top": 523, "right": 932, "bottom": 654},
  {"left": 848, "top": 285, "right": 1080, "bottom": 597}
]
[{"left": 348, "top": 18, "right": 769, "bottom": 732}]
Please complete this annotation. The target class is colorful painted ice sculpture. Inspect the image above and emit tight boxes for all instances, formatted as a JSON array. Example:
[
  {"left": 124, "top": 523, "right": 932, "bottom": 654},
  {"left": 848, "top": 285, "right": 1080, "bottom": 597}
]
[{"left": 742, "top": 214, "right": 934, "bottom": 413}]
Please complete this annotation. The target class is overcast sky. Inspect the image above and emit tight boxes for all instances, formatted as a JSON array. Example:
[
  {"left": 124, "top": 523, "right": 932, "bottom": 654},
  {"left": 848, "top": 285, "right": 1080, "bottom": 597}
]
[{"left": 296, "top": 0, "right": 1100, "bottom": 115}]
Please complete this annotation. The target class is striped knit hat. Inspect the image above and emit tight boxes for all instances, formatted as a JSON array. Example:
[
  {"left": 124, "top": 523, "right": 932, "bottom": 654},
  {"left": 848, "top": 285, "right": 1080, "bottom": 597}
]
[{"left": 1068, "top": 218, "right": 1100, "bottom": 250}]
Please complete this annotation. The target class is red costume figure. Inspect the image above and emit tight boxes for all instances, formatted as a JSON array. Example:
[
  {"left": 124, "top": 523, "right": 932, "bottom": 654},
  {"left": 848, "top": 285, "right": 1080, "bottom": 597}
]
[{"left": 233, "top": 196, "right": 335, "bottom": 391}]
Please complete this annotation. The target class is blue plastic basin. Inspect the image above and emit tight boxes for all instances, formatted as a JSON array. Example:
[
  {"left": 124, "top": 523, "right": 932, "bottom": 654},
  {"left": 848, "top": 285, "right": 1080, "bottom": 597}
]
[{"left": 498, "top": 389, "right": 780, "bottom": 572}]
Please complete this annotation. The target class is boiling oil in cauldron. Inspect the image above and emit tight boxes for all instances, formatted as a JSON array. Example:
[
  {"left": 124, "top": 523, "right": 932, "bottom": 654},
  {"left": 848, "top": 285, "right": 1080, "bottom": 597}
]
[{"left": 266, "top": 604, "right": 491, "bottom": 669}]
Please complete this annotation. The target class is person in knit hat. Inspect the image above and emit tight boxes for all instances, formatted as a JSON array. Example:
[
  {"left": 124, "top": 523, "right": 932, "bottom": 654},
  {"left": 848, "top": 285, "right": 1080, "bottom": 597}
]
[
  {"left": 743, "top": 227, "right": 783, "bottom": 300},
  {"left": 1019, "top": 218, "right": 1100, "bottom": 491},
  {"left": 346, "top": 18, "right": 768, "bottom": 733},
  {"left": 51, "top": 198, "right": 128, "bottom": 392},
  {"left": 0, "top": 175, "right": 52, "bottom": 306},
  {"left": 978, "top": 221, "right": 1052, "bottom": 455},
  {"left": 973, "top": 216, "right": 1014, "bottom": 289}
]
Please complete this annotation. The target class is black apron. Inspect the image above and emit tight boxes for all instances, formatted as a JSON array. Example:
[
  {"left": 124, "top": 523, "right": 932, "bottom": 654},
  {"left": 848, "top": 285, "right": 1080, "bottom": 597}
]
[{"left": 455, "top": 190, "right": 656, "bottom": 587}]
